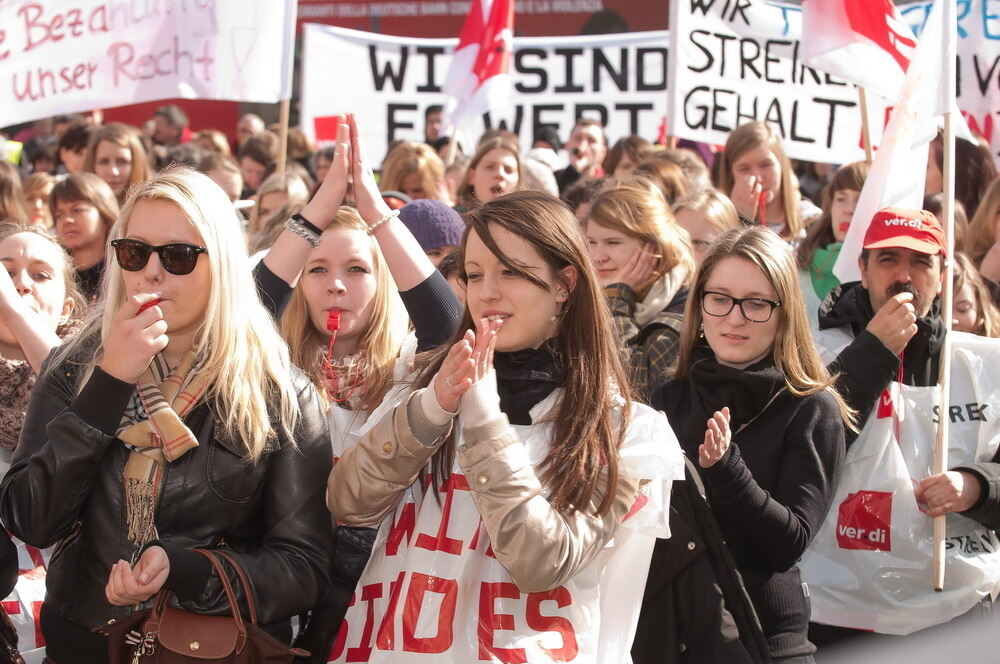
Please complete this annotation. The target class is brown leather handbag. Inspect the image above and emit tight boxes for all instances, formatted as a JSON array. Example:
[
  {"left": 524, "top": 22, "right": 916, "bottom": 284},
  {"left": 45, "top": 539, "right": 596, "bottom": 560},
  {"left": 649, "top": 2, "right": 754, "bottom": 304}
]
[{"left": 99, "top": 549, "right": 309, "bottom": 663}]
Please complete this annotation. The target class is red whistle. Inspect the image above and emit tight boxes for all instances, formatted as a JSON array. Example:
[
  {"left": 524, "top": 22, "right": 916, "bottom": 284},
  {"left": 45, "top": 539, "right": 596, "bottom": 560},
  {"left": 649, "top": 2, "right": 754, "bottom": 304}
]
[
  {"left": 138, "top": 298, "right": 161, "bottom": 314},
  {"left": 838, "top": 221, "right": 851, "bottom": 234},
  {"left": 327, "top": 309, "right": 342, "bottom": 332},
  {"left": 756, "top": 190, "right": 767, "bottom": 226}
]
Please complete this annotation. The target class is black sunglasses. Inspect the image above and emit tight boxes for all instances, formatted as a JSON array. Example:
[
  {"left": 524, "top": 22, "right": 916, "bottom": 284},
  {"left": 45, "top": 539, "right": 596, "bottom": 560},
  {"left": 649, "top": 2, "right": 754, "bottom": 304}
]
[{"left": 111, "top": 238, "right": 207, "bottom": 276}]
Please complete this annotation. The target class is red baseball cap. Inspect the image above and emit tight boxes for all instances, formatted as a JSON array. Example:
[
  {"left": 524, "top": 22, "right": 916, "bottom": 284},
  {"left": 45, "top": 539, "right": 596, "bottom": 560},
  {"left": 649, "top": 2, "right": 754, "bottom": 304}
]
[{"left": 862, "top": 207, "right": 947, "bottom": 257}]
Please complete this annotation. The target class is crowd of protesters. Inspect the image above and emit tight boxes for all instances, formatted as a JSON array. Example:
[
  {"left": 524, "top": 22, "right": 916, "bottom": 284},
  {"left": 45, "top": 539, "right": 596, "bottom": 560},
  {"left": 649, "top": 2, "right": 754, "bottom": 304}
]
[{"left": 0, "top": 101, "right": 998, "bottom": 664}]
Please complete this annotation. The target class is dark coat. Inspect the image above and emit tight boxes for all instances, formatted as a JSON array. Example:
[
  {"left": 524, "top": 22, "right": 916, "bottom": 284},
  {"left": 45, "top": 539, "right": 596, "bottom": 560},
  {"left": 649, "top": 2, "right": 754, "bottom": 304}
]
[{"left": 0, "top": 345, "right": 334, "bottom": 663}]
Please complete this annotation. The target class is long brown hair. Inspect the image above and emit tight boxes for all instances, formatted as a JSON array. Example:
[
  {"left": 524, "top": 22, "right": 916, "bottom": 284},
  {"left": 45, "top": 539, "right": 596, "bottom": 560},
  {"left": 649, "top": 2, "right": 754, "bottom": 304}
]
[
  {"left": 0, "top": 161, "right": 26, "bottom": 220},
  {"left": 414, "top": 190, "right": 632, "bottom": 515},
  {"left": 967, "top": 177, "right": 1000, "bottom": 266},
  {"left": 586, "top": 182, "right": 695, "bottom": 297},
  {"left": 83, "top": 122, "right": 151, "bottom": 200},
  {"left": 675, "top": 226, "right": 854, "bottom": 425},
  {"left": 797, "top": 162, "right": 869, "bottom": 269},
  {"left": 380, "top": 142, "right": 447, "bottom": 201},
  {"left": 717, "top": 122, "right": 801, "bottom": 240},
  {"left": 457, "top": 136, "right": 522, "bottom": 208},
  {"left": 49, "top": 172, "right": 119, "bottom": 230}
]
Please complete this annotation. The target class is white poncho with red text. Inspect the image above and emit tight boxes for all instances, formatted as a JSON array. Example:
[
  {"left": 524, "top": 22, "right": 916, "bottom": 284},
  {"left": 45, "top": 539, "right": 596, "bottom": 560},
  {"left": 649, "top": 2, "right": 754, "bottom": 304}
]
[{"left": 329, "top": 389, "right": 683, "bottom": 663}]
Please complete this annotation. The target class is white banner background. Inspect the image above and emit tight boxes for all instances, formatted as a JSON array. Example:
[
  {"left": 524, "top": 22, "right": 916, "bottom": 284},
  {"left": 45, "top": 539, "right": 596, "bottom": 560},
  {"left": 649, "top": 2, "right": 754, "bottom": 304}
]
[
  {"left": 0, "top": 0, "right": 297, "bottom": 127},
  {"left": 300, "top": 25, "right": 670, "bottom": 163}
]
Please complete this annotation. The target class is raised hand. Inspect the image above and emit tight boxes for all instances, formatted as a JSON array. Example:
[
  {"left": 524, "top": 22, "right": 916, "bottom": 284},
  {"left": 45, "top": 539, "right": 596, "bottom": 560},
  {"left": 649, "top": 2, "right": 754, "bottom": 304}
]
[
  {"left": 99, "top": 293, "right": 168, "bottom": 384},
  {"left": 730, "top": 175, "right": 763, "bottom": 221},
  {"left": 301, "top": 120, "right": 350, "bottom": 227},
  {"left": 433, "top": 318, "right": 503, "bottom": 413},
  {"left": 348, "top": 114, "right": 393, "bottom": 228},
  {"left": 866, "top": 292, "right": 918, "bottom": 356},
  {"left": 699, "top": 407, "right": 732, "bottom": 469}
]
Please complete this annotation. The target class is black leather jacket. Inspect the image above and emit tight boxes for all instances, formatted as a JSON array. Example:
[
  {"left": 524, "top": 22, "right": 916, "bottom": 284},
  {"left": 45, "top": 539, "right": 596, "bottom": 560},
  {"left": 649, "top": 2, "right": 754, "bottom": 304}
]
[{"left": 0, "top": 345, "right": 334, "bottom": 656}]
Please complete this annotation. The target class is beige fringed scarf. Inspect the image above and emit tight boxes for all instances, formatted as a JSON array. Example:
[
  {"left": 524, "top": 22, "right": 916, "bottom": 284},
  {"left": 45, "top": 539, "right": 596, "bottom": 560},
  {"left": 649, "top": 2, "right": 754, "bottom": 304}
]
[
  {"left": 116, "top": 351, "right": 210, "bottom": 548},
  {"left": 633, "top": 263, "right": 690, "bottom": 327}
]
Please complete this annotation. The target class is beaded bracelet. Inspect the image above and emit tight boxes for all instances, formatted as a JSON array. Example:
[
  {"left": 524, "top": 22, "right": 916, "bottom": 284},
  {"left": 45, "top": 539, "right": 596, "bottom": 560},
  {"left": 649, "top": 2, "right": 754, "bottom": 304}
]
[{"left": 367, "top": 209, "right": 400, "bottom": 236}]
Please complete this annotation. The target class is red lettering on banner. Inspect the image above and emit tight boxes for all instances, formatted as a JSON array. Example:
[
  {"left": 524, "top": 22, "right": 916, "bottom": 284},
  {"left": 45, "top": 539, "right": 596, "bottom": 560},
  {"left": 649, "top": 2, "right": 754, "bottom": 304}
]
[
  {"left": 385, "top": 503, "right": 416, "bottom": 556},
  {"left": 402, "top": 573, "right": 456, "bottom": 653},
  {"left": 478, "top": 582, "right": 527, "bottom": 663},
  {"left": 108, "top": 38, "right": 214, "bottom": 87},
  {"left": 469, "top": 521, "right": 498, "bottom": 559},
  {"left": 329, "top": 592, "right": 357, "bottom": 661},
  {"left": 375, "top": 572, "right": 406, "bottom": 650},
  {"left": 526, "top": 588, "right": 578, "bottom": 662},
  {"left": 415, "top": 474, "right": 469, "bottom": 555},
  {"left": 346, "top": 584, "right": 383, "bottom": 662},
  {"left": 836, "top": 490, "right": 893, "bottom": 551},
  {"left": 962, "top": 111, "right": 994, "bottom": 144}
]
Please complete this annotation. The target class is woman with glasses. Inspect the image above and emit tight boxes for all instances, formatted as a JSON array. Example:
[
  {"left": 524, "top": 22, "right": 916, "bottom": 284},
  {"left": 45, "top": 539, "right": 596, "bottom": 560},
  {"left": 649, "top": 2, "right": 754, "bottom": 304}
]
[
  {"left": 0, "top": 168, "right": 333, "bottom": 663},
  {"left": 650, "top": 226, "right": 850, "bottom": 663}
]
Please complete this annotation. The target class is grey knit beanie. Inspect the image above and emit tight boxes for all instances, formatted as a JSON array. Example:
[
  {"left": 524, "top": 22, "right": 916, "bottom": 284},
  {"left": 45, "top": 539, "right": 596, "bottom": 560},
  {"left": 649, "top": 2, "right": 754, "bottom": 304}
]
[{"left": 398, "top": 199, "right": 465, "bottom": 251}]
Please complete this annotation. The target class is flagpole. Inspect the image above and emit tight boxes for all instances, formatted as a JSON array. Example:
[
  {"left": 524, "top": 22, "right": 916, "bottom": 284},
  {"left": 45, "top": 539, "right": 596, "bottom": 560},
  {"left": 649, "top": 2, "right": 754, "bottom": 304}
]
[
  {"left": 858, "top": 87, "right": 874, "bottom": 164},
  {"left": 932, "top": 107, "right": 955, "bottom": 593},
  {"left": 445, "top": 124, "right": 458, "bottom": 167},
  {"left": 277, "top": 98, "right": 291, "bottom": 175}
]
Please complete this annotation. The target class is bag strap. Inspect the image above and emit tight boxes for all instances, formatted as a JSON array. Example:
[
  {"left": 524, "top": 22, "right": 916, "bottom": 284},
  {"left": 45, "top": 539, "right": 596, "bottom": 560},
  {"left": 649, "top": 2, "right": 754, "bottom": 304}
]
[
  {"left": 192, "top": 549, "right": 250, "bottom": 650},
  {"left": 212, "top": 549, "right": 259, "bottom": 625}
]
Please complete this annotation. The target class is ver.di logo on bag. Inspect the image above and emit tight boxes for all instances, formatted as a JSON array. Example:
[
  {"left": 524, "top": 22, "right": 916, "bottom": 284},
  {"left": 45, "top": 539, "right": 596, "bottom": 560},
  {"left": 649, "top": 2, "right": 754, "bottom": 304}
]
[{"left": 836, "top": 490, "right": 893, "bottom": 551}]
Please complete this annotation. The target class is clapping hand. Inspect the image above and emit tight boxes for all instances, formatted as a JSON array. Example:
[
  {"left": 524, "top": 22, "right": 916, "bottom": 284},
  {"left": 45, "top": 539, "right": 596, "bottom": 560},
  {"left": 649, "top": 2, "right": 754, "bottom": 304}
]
[
  {"left": 433, "top": 318, "right": 503, "bottom": 413},
  {"left": 699, "top": 407, "right": 732, "bottom": 469}
]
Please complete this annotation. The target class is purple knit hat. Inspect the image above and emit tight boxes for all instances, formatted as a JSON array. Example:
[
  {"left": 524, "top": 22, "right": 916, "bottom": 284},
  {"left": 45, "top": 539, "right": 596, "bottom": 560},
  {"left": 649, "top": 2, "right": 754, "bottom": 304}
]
[{"left": 398, "top": 199, "right": 465, "bottom": 251}]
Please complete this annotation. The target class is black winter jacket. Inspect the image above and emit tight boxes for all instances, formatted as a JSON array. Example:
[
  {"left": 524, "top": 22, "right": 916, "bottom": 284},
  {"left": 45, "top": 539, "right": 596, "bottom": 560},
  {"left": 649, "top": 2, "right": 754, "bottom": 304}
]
[{"left": 0, "top": 343, "right": 334, "bottom": 664}]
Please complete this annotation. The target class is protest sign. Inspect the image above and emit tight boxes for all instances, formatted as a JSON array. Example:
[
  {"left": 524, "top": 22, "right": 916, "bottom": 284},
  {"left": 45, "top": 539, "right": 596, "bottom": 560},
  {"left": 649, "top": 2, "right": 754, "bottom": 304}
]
[
  {"left": 668, "top": 0, "right": 871, "bottom": 164},
  {"left": 300, "top": 25, "right": 669, "bottom": 161},
  {"left": 899, "top": 1, "right": 1000, "bottom": 164},
  {"left": 0, "top": 1, "right": 297, "bottom": 128}
]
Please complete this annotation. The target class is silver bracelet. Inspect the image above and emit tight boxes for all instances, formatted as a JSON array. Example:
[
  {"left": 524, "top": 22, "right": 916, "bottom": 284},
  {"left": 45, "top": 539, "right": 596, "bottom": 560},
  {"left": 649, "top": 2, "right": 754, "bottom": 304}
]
[
  {"left": 284, "top": 216, "right": 321, "bottom": 247},
  {"left": 367, "top": 209, "right": 400, "bottom": 236}
]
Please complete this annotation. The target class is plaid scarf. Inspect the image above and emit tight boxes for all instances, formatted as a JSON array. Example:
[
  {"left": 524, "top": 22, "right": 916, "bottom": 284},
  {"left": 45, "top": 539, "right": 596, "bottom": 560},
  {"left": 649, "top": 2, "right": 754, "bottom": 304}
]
[{"left": 116, "top": 351, "right": 210, "bottom": 548}]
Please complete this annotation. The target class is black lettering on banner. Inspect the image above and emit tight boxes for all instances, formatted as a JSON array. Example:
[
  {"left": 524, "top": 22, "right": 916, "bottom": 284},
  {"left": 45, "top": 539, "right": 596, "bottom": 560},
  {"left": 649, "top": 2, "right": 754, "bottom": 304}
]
[
  {"left": 973, "top": 54, "right": 1000, "bottom": 96},
  {"left": 593, "top": 47, "right": 628, "bottom": 92},
  {"left": 688, "top": 0, "right": 751, "bottom": 24},
  {"left": 387, "top": 103, "right": 418, "bottom": 143},
  {"left": 739, "top": 38, "right": 761, "bottom": 80},
  {"left": 483, "top": 106, "right": 524, "bottom": 135},
  {"left": 683, "top": 85, "right": 711, "bottom": 129},
  {"left": 688, "top": 30, "right": 715, "bottom": 74},
  {"left": 532, "top": 104, "right": 564, "bottom": 132},
  {"left": 812, "top": 97, "right": 855, "bottom": 148},
  {"left": 514, "top": 48, "right": 547, "bottom": 93},
  {"left": 711, "top": 88, "right": 734, "bottom": 131},
  {"left": 369, "top": 44, "right": 408, "bottom": 92},
  {"left": 574, "top": 104, "right": 608, "bottom": 126},
  {"left": 616, "top": 103, "right": 654, "bottom": 135},
  {"left": 636, "top": 47, "right": 667, "bottom": 91},
  {"left": 932, "top": 402, "right": 990, "bottom": 424},
  {"left": 823, "top": 72, "right": 848, "bottom": 87},
  {"left": 763, "top": 39, "right": 792, "bottom": 83},
  {"left": 764, "top": 98, "right": 784, "bottom": 133},
  {"left": 735, "top": 93, "right": 757, "bottom": 127},
  {"left": 415, "top": 46, "right": 445, "bottom": 93},
  {"left": 790, "top": 101, "right": 815, "bottom": 144},
  {"left": 554, "top": 48, "right": 585, "bottom": 92}
]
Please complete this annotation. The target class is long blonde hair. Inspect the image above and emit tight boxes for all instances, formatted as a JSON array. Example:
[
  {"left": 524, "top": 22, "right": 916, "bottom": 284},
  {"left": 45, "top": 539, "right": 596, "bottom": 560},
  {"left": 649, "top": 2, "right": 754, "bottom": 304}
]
[
  {"left": 675, "top": 226, "right": 854, "bottom": 425},
  {"left": 717, "top": 122, "right": 801, "bottom": 240},
  {"left": 51, "top": 167, "right": 300, "bottom": 462},
  {"left": 967, "top": 177, "right": 1000, "bottom": 266},
  {"left": 586, "top": 182, "right": 696, "bottom": 296},
  {"left": 280, "top": 207, "right": 408, "bottom": 412}
]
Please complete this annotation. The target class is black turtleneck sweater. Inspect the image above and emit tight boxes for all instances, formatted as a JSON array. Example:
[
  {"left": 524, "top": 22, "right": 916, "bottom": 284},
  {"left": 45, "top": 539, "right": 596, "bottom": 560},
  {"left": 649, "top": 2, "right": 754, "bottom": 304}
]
[{"left": 653, "top": 354, "right": 845, "bottom": 660}]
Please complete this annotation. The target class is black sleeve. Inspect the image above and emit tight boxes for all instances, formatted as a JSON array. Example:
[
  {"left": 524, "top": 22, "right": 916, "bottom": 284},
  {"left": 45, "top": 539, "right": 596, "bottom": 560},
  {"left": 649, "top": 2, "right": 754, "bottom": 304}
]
[
  {"left": 954, "top": 460, "right": 1000, "bottom": 530},
  {"left": 699, "top": 393, "right": 846, "bottom": 572},
  {"left": 0, "top": 360, "right": 134, "bottom": 548},
  {"left": 253, "top": 260, "right": 294, "bottom": 321},
  {"left": 828, "top": 330, "right": 899, "bottom": 446},
  {"left": 400, "top": 271, "right": 462, "bottom": 353}
]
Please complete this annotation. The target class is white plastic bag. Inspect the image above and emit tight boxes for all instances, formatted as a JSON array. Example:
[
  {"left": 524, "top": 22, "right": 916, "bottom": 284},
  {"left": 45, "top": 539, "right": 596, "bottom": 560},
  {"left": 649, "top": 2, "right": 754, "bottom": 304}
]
[{"left": 800, "top": 332, "right": 1000, "bottom": 634}]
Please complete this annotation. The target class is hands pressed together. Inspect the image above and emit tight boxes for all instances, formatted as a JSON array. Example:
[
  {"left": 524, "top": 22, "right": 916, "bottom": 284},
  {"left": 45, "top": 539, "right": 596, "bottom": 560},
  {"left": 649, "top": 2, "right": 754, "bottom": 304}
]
[{"left": 433, "top": 318, "right": 504, "bottom": 413}]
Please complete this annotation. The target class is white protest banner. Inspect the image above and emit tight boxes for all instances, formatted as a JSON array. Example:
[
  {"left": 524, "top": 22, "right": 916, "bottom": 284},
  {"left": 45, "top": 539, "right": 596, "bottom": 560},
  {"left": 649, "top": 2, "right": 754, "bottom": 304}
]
[
  {"left": 667, "top": 0, "right": 870, "bottom": 164},
  {"left": 899, "top": 1, "right": 1000, "bottom": 164},
  {"left": 0, "top": 1, "right": 297, "bottom": 128},
  {"left": 300, "top": 25, "right": 669, "bottom": 163}
]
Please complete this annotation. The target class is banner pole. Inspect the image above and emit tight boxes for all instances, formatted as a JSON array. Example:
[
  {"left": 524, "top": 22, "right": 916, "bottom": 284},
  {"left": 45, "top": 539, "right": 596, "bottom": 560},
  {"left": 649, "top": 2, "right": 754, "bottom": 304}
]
[
  {"left": 445, "top": 124, "right": 458, "bottom": 167},
  {"left": 932, "top": 109, "right": 956, "bottom": 593},
  {"left": 277, "top": 98, "right": 291, "bottom": 175},
  {"left": 858, "top": 87, "right": 874, "bottom": 164}
]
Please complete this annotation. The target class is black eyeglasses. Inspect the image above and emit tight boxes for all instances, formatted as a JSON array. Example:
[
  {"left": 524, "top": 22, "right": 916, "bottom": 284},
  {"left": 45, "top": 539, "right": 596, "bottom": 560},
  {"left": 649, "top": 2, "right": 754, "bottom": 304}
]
[
  {"left": 701, "top": 291, "right": 781, "bottom": 323},
  {"left": 111, "top": 239, "right": 207, "bottom": 276}
]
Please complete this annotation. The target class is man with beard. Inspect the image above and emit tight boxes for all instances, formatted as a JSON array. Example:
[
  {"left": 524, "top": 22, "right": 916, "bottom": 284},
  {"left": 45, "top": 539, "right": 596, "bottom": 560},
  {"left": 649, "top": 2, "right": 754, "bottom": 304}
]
[{"left": 810, "top": 207, "right": 1000, "bottom": 646}]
